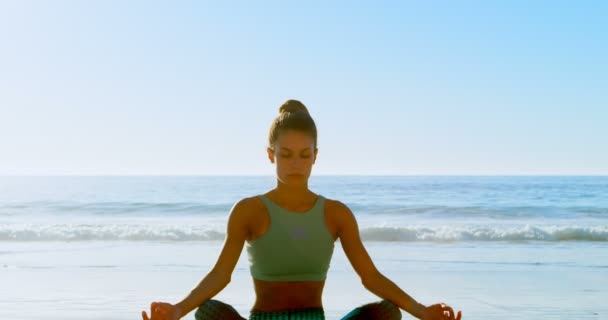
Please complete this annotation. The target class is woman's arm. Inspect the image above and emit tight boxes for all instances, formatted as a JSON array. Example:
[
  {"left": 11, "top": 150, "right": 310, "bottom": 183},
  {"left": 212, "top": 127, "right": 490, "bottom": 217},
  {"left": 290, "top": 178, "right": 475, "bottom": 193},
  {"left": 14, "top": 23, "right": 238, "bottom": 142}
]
[
  {"left": 331, "top": 200, "right": 427, "bottom": 318},
  {"left": 334, "top": 200, "right": 462, "bottom": 319},
  {"left": 173, "top": 198, "right": 252, "bottom": 318},
  {"left": 361, "top": 271, "right": 427, "bottom": 318}
]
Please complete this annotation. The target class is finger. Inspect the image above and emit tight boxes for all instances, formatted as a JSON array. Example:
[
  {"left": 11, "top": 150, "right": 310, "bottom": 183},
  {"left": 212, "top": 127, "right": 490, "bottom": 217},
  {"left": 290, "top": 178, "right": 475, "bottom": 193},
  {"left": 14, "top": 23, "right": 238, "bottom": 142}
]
[
  {"left": 443, "top": 305, "right": 455, "bottom": 320},
  {"left": 142, "top": 311, "right": 150, "bottom": 320},
  {"left": 151, "top": 303, "right": 159, "bottom": 319},
  {"left": 433, "top": 303, "right": 444, "bottom": 316}
]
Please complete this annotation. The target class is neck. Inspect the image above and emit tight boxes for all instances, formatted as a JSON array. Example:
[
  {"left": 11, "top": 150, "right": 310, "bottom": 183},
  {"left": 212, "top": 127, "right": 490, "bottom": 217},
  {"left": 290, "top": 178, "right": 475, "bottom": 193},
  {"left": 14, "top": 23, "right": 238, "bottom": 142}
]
[{"left": 273, "top": 180, "right": 312, "bottom": 201}]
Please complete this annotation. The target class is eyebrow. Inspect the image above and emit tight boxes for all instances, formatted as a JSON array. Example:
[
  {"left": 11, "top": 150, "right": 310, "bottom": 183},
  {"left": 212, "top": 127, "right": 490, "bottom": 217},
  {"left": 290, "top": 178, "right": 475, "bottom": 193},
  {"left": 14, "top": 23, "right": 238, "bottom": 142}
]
[{"left": 279, "top": 147, "right": 312, "bottom": 152}]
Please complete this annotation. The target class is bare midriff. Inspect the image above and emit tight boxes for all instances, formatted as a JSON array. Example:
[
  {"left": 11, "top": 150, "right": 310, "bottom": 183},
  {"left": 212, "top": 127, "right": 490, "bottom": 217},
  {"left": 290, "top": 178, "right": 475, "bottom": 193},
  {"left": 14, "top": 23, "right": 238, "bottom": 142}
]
[{"left": 251, "top": 278, "right": 325, "bottom": 312}]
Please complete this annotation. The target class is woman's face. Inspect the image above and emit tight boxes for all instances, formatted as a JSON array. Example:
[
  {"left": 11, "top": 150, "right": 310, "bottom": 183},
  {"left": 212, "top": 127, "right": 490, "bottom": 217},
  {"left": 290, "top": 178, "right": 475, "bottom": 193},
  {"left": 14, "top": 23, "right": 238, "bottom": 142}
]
[{"left": 267, "top": 130, "right": 317, "bottom": 185}]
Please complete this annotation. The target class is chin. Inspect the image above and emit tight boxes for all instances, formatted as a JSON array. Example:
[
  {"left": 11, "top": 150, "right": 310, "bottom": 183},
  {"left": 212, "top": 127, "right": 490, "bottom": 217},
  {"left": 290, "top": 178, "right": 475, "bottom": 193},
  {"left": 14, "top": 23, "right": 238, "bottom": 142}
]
[{"left": 282, "top": 175, "right": 308, "bottom": 182}]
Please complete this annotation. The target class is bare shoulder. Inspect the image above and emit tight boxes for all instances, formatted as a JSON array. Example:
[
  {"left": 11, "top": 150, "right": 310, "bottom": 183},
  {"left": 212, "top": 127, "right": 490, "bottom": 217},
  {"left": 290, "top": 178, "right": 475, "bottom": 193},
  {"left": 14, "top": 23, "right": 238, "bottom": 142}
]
[
  {"left": 324, "top": 197, "right": 352, "bottom": 214},
  {"left": 230, "top": 196, "right": 265, "bottom": 221},
  {"left": 209, "top": 196, "right": 264, "bottom": 279},
  {"left": 323, "top": 197, "right": 356, "bottom": 236},
  {"left": 233, "top": 195, "right": 264, "bottom": 211}
]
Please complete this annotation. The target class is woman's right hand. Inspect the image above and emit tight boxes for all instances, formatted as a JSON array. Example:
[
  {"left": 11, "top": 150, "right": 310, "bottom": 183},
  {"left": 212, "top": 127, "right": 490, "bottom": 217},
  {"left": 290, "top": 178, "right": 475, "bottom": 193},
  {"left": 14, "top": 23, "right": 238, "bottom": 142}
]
[
  {"left": 419, "top": 303, "right": 462, "bottom": 320},
  {"left": 141, "top": 301, "right": 183, "bottom": 320}
]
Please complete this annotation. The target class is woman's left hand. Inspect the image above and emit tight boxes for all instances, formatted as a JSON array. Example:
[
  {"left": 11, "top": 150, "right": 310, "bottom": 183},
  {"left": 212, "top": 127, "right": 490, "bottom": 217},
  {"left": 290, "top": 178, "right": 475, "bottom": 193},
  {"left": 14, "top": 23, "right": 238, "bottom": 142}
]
[
  {"left": 141, "top": 301, "right": 182, "bottom": 320},
  {"left": 419, "top": 302, "right": 462, "bottom": 320}
]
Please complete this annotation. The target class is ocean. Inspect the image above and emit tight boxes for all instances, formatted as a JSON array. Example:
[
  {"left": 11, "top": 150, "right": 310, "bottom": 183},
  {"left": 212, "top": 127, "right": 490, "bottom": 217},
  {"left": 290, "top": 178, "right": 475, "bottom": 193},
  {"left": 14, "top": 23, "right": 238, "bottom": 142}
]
[{"left": 1, "top": 176, "right": 607, "bottom": 319}]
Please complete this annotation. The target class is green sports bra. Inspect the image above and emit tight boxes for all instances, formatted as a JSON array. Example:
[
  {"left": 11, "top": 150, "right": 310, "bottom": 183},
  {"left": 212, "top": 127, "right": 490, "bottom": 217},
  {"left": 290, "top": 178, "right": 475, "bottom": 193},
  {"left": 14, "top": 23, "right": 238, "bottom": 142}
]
[{"left": 245, "top": 194, "right": 335, "bottom": 282}]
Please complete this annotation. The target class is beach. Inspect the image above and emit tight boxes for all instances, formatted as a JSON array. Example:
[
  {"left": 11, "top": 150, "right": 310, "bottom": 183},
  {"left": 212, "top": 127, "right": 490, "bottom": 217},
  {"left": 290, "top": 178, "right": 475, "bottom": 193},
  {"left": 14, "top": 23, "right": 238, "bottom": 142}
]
[{"left": 1, "top": 176, "right": 607, "bottom": 319}]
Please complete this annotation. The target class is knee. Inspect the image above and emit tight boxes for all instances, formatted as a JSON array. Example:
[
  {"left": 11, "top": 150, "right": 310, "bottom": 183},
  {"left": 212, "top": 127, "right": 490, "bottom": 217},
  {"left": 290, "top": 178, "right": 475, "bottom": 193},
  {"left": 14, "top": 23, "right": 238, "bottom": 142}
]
[
  {"left": 194, "top": 299, "right": 224, "bottom": 319},
  {"left": 348, "top": 300, "right": 401, "bottom": 320},
  {"left": 380, "top": 300, "right": 402, "bottom": 319},
  {"left": 366, "top": 300, "right": 401, "bottom": 320},
  {"left": 197, "top": 298, "right": 222, "bottom": 309}
]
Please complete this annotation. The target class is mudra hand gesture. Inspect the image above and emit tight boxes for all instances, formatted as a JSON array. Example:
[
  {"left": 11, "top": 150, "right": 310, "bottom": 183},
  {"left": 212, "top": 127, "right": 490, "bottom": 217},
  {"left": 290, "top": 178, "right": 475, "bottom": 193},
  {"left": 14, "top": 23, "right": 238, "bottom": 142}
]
[
  {"left": 420, "top": 302, "right": 462, "bottom": 320},
  {"left": 141, "top": 301, "right": 182, "bottom": 320}
]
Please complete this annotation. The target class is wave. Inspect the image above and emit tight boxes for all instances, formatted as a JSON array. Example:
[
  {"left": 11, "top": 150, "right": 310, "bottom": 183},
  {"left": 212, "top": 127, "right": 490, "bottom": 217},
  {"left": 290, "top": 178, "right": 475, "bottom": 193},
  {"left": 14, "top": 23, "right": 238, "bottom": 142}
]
[
  {"left": 2, "top": 202, "right": 607, "bottom": 219},
  {"left": 366, "top": 205, "right": 608, "bottom": 219},
  {"left": 1, "top": 224, "right": 607, "bottom": 242},
  {"left": 0, "top": 224, "right": 225, "bottom": 241},
  {"left": 359, "top": 225, "right": 608, "bottom": 242},
  {"left": 0, "top": 201, "right": 230, "bottom": 215}
]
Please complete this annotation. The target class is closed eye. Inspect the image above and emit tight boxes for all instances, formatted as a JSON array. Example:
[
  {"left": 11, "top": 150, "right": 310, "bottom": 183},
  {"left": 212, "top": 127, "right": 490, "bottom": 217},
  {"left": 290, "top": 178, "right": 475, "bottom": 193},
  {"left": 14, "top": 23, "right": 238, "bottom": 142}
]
[{"left": 280, "top": 154, "right": 311, "bottom": 158}]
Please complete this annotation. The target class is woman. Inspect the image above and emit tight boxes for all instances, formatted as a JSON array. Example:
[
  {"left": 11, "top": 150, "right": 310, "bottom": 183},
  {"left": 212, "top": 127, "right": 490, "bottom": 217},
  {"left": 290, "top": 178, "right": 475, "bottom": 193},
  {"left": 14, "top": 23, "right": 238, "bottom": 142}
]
[{"left": 142, "top": 100, "right": 463, "bottom": 320}]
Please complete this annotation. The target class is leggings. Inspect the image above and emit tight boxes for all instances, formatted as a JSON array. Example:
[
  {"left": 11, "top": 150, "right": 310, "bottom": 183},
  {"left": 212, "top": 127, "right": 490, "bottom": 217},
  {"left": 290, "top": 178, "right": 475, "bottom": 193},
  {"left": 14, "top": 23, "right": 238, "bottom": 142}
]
[{"left": 194, "top": 299, "right": 402, "bottom": 320}]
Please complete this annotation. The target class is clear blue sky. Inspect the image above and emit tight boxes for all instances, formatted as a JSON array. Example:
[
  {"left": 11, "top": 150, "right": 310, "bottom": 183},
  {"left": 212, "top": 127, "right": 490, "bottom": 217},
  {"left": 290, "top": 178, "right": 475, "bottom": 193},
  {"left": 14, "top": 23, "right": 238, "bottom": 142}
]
[{"left": 1, "top": 1, "right": 606, "bottom": 175}]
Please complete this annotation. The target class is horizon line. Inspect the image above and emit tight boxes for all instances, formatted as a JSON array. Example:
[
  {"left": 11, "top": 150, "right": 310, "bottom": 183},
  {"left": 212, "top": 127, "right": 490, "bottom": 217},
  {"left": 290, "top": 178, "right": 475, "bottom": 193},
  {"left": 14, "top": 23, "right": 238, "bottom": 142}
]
[{"left": 2, "top": 173, "right": 607, "bottom": 177}]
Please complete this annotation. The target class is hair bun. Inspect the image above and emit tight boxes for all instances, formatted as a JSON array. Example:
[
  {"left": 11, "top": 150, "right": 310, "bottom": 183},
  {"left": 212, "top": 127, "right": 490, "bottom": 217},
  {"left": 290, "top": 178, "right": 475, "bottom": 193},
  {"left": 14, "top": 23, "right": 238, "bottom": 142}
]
[{"left": 279, "top": 99, "right": 309, "bottom": 115}]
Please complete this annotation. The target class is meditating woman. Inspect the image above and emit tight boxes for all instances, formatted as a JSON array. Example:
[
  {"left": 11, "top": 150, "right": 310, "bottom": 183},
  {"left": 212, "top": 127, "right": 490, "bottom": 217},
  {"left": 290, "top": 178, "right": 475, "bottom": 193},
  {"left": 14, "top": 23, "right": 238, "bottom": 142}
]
[{"left": 142, "top": 99, "right": 462, "bottom": 320}]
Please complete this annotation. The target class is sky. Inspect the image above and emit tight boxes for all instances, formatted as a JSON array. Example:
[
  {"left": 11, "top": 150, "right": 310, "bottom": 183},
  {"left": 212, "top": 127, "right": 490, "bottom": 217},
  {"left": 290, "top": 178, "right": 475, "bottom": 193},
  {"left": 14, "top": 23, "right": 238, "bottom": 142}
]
[{"left": 1, "top": 1, "right": 607, "bottom": 175}]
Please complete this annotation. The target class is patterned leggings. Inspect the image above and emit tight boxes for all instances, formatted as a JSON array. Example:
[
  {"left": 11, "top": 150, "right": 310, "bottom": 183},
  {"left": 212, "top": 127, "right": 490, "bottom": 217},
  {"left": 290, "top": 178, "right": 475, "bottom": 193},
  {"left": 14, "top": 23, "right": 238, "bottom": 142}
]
[{"left": 194, "top": 299, "right": 402, "bottom": 320}]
